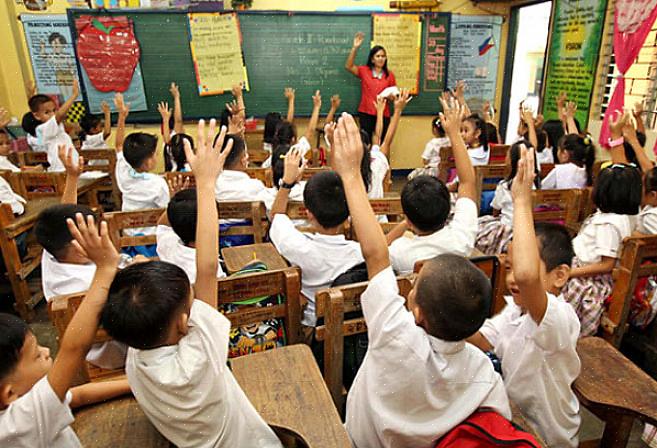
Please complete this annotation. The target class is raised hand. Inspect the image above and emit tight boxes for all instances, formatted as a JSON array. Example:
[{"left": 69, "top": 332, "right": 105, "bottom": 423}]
[
  {"left": 282, "top": 147, "right": 305, "bottom": 184},
  {"left": 324, "top": 122, "right": 336, "bottom": 148},
  {"left": 0, "top": 108, "right": 10, "bottom": 129},
  {"left": 231, "top": 83, "right": 243, "bottom": 98},
  {"left": 225, "top": 99, "right": 241, "bottom": 116},
  {"left": 167, "top": 174, "right": 191, "bottom": 196},
  {"left": 511, "top": 144, "right": 535, "bottom": 203},
  {"left": 332, "top": 113, "right": 364, "bottom": 179},
  {"left": 353, "top": 32, "right": 365, "bottom": 48},
  {"left": 438, "top": 96, "right": 463, "bottom": 136},
  {"left": 609, "top": 110, "right": 631, "bottom": 140},
  {"left": 169, "top": 82, "right": 180, "bottom": 98},
  {"left": 66, "top": 213, "right": 120, "bottom": 271},
  {"left": 622, "top": 114, "right": 639, "bottom": 143},
  {"left": 556, "top": 92, "right": 567, "bottom": 111},
  {"left": 564, "top": 101, "right": 577, "bottom": 118},
  {"left": 454, "top": 80, "right": 466, "bottom": 100},
  {"left": 58, "top": 145, "right": 84, "bottom": 177},
  {"left": 633, "top": 101, "right": 644, "bottom": 118},
  {"left": 228, "top": 113, "right": 245, "bottom": 135},
  {"left": 521, "top": 106, "right": 535, "bottom": 125},
  {"left": 114, "top": 93, "right": 130, "bottom": 116},
  {"left": 185, "top": 120, "right": 233, "bottom": 186},
  {"left": 330, "top": 94, "right": 341, "bottom": 110},
  {"left": 100, "top": 101, "right": 110, "bottom": 115},
  {"left": 394, "top": 89, "right": 412, "bottom": 112},
  {"left": 312, "top": 90, "right": 322, "bottom": 109},
  {"left": 284, "top": 87, "right": 295, "bottom": 101},
  {"left": 373, "top": 96, "right": 387, "bottom": 116},
  {"left": 157, "top": 102, "right": 171, "bottom": 121},
  {"left": 71, "top": 78, "right": 80, "bottom": 98}
]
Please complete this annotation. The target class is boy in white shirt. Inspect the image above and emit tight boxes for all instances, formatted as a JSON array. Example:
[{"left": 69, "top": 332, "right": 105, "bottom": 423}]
[
  {"left": 386, "top": 97, "right": 479, "bottom": 274},
  {"left": 468, "top": 147, "right": 581, "bottom": 447},
  {"left": 269, "top": 148, "right": 364, "bottom": 331},
  {"left": 80, "top": 101, "right": 111, "bottom": 150},
  {"left": 0, "top": 215, "right": 130, "bottom": 447},
  {"left": 100, "top": 121, "right": 282, "bottom": 448},
  {"left": 331, "top": 111, "right": 510, "bottom": 448},
  {"left": 156, "top": 188, "right": 225, "bottom": 283},
  {"left": 20, "top": 81, "right": 79, "bottom": 172}
]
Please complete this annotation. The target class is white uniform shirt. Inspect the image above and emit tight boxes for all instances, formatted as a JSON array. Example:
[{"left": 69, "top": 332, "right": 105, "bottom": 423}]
[
  {"left": 0, "top": 177, "right": 26, "bottom": 215},
  {"left": 421, "top": 137, "right": 450, "bottom": 167},
  {"left": 115, "top": 152, "right": 170, "bottom": 213},
  {"left": 369, "top": 145, "right": 389, "bottom": 199},
  {"left": 536, "top": 148, "right": 554, "bottom": 165},
  {"left": 27, "top": 134, "right": 47, "bottom": 153},
  {"left": 468, "top": 145, "right": 490, "bottom": 166},
  {"left": 491, "top": 180, "right": 513, "bottom": 227},
  {"left": 345, "top": 267, "right": 511, "bottom": 448},
  {"left": 541, "top": 163, "right": 587, "bottom": 190},
  {"left": 0, "top": 376, "right": 80, "bottom": 448},
  {"left": 636, "top": 205, "right": 657, "bottom": 235},
  {"left": 573, "top": 212, "right": 632, "bottom": 264},
  {"left": 126, "top": 299, "right": 282, "bottom": 448},
  {"left": 214, "top": 170, "right": 304, "bottom": 210},
  {"left": 269, "top": 214, "right": 364, "bottom": 326},
  {"left": 155, "top": 225, "right": 225, "bottom": 284},
  {"left": 480, "top": 294, "right": 581, "bottom": 447},
  {"left": 389, "top": 197, "right": 478, "bottom": 274},
  {"left": 0, "top": 156, "right": 20, "bottom": 172},
  {"left": 35, "top": 117, "right": 74, "bottom": 172},
  {"left": 81, "top": 132, "right": 109, "bottom": 149}
]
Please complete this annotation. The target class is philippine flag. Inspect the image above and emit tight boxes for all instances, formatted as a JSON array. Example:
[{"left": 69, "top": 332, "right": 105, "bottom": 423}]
[{"left": 479, "top": 36, "right": 494, "bottom": 56}]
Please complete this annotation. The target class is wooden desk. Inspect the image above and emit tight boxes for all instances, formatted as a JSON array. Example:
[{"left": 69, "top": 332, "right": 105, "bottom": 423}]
[
  {"left": 2, "top": 196, "right": 59, "bottom": 238},
  {"left": 72, "top": 396, "right": 169, "bottom": 448},
  {"left": 221, "top": 242, "right": 288, "bottom": 274},
  {"left": 231, "top": 344, "right": 351, "bottom": 448},
  {"left": 78, "top": 173, "right": 110, "bottom": 208}
]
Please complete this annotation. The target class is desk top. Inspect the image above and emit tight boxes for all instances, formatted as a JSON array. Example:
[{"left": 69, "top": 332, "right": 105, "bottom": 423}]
[
  {"left": 2, "top": 197, "right": 59, "bottom": 237},
  {"left": 221, "top": 242, "right": 288, "bottom": 274},
  {"left": 78, "top": 173, "right": 110, "bottom": 194},
  {"left": 231, "top": 344, "right": 352, "bottom": 448}
]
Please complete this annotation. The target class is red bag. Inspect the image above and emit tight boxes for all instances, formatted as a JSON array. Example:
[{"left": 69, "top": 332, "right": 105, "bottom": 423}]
[{"left": 435, "top": 410, "right": 541, "bottom": 447}]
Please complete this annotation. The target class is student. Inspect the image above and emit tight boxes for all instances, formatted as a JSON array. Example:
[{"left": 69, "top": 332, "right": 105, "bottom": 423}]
[
  {"left": 158, "top": 99, "right": 194, "bottom": 172},
  {"left": 113, "top": 93, "right": 170, "bottom": 219},
  {"left": 0, "top": 130, "right": 20, "bottom": 172},
  {"left": 386, "top": 97, "right": 479, "bottom": 274},
  {"left": 408, "top": 116, "right": 449, "bottom": 180},
  {"left": 36, "top": 146, "right": 127, "bottom": 370},
  {"left": 160, "top": 82, "right": 184, "bottom": 146},
  {"left": 0, "top": 175, "right": 25, "bottom": 216},
  {"left": 469, "top": 146, "right": 581, "bottom": 447},
  {"left": 100, "top": 122, "right": 282, "bottom": 447},
  {"left": 476, "top": 140, "right": 541, "bottom": 255},
  {"left": 261, "top": 88, "right": 294, "bottom": 168},
  {"left": 269, "top": 147, "right": 364, "bottom": 333},
  {"left": 636, "top": 167, "right": 657, "bottom": 235},
  {"left": 541, "top": 134, "right": 594, "bottom": 189},
  {"left": 330, "top": 112, "right": 510, "bottom": 447},
  {"left": 156, "top": 188, "right": 225, "bottom": 283},
  {"left": 79, "top": 101, "right": 111, "bottom": 150},
  {"left": 562, "top": 164, "right": 642, "bottom": 336},
  {"left": 0, "top": 215, "right": 130, "bottom": 447},
  {"left": 21, "top": 81, "right": 79, "bottom": 171},
  {"left": 462, "top": 113, "right": 489, "bottom": 166}
]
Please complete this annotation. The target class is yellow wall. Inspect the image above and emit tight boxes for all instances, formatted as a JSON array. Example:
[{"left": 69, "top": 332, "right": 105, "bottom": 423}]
[{"left": 0, "top": 0, "right": 512, "bottom": 170}]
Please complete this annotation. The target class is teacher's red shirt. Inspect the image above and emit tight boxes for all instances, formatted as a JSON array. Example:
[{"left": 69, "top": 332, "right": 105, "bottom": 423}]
[{"left": 357, "top": 65, "right": 396, "bottom": 117}]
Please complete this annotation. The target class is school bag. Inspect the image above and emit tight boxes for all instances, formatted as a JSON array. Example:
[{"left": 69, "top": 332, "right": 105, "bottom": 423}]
[{"left": 435, "top": 409, "right": 541, "bottom": 447}]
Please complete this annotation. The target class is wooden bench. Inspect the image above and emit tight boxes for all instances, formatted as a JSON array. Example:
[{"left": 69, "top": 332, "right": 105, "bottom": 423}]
[
  {"left": 489, "top": 144, "right": 509, "bottom": 163},
  {"left": 300, "top": 167, "right": 331, "bottom": 182},
  {"left": 218, "top": 201, "right": 269, "bottom": 244},
  {"left": 13, "top": 171, "right": 65, "bottom": 199},
  {"left": 539, "top": 163, "right": 554, "bottom": 180},
  {"left": 103, "top": 208, "right": 164, "bottom": 250},
  {"left": 16, "top": 151, "right": 49, "bottom": 169},
  {"left": 475, "top": 164, "right": 509, "bottom": 210},
  {"left": 245, "top": 167, "right": 274, "bottom": 188},
  {"left": 532, "top": 188, "right": 582, "bottom": 232}
]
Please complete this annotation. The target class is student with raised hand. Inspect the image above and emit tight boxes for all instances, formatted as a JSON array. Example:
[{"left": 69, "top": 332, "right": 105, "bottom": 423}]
[
  {"left": 469, "top": 145, "right": 581, "bottom": 447},
  {"left": 332, "top": 113, "right": 509, "bottom": 447},
  {"left": 0, "top": 214, "right": 130, "bottom": 447},
  {"left": 386, "top": 96, "right": 478, "bottom": 274}
]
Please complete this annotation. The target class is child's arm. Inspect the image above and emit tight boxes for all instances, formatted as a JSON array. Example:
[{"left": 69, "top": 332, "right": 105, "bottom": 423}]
[
  {"left": 232, "top": 83, "right": 245, "bottom": 120},
  {"left": 440, "top": 96, "right": 477, "bottom": 202},
  {"left": 521, "top": 108, "right": 538, "bottom": 150},
  {"left": 101, "top": 101, "right": 112, "bottom": 140},
  {"left": 372, "top": 97, "right": 386, "bottom": 147},
  {"left": 564, "top": 101, "right": 578, "bottom": 135},
  {"left": 556, "top": 92, "right": 568, "bottom": 132},
  {"left": 304, "top": 90, "right": 321, "bottom": 144},
  {"left": 170, "top": 82, "right": 184, "bottom": 134},
  {"left": 325, "top": 94, "right": 340, "bottom": 125},
  {"left": 345, "top": 32, "right": 364, "bottom": 76},
  {"left": 69, "top": 378, "right": 131, "bottom": 409},
  {"left": 113, "top": 93, "right": 129, "bottom": 152},
  {"left": 333, "top": 113, "right": 389, "bottom": 278},
  {"left": 608, "top": 111, "right": 630, "bottom": 165},
  {"left": 185, "top": 121, "right": 233, "bottom": 307},
  {"left": 47, "top": 214, "right": 120, "bottom": 402},
  {"left": 633, "top": 102, "right": 647, "bottom": 135},
  {"left": 385, "top": 219, "right": 408, "bottom": 246},
  {"left": 54, "top": 79, "right": 79, "bottom": 124},
  {"left": 510, "top": 145, "right": 548, "bottom": 323},
  {"left": 0, "top": 108, "right": 10, "bottom": 129},
  {"left": 284, "top": 88, "right": 295, "bottom": 124},
  {"left": 270, "top": 148, "right": 305, "bottom": 216},
  {"left": 569, "top": 258, "right": 616, "bottom": 278},
  {"left": 380, "top": 90, "right": 411, "bottom": 159},
  {"left": 453, "top": 80, "right": 471, "bottom": 117},
  {"left": 58, "top": 145, "right": 82, "bottom": 205},
  {"left": 158, "top": 101, "right": 172, "bottom": 145},
  {"left": 624, "top": 119, "right": 653, "bottom": 172}
]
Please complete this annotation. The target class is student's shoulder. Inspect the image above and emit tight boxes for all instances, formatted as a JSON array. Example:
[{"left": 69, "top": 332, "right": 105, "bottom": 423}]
[{"left": 533, "top": 294, "right": 580, "bottom": 350}]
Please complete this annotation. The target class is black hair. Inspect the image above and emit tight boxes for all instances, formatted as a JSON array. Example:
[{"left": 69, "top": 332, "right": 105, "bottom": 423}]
[
  {"left": 431, "top": 116, "right": 445, "bottom": 138},
  {"left": 401, "top": 175, "right": 450, "bottom": 233},
  {"left": 216, "top": 133, "right": 246, "bottom": 170},
  {"left": 101, "top": 261, "right": 191, "bottom": 350},
  {"left": 123, "top": 133, "right": 158, "bottom": 170},
  {"left": 303, "top": 171, "right": 349, "bottom": 228},
  {"left": 28, "top": 94, "right": 54, "bottom": 113},
  {"left": 79, "top": 113, "right": 102, "bottom": 142},
  {"left": 264, "top": 112, "right": 282, "bottom": 145},
  {"left": 464, "top": 114, "right": 489, "bottom": 152},
  {"left": 485, "top": 122, "right": 499, "bottom": 145},
  {"left": 22, "top": 95, "right": 55, "bottom": 137},
  {"left": 167, "top": 189, "right": 197, "bottom": 245},
  {"left": 35, "top": 204, "right": 95, "bottom": 260},
  {"left": 558, "top": 134, "right": 595, "bottom": 186},
  {"left": 366, "top": 45, "right": 390, "bottom": 77},
  {"left": 48, "top": 32, "right": 66, "bottom": 45},
  {"left": 645, "top": 167, "right": 657, "bottom": 193},
  {"left": 273, "top": 121, "right": 297, "bottom": 147},
  {"left": 220, "top": 108, "right": 231, "bottom": 129},
  {"left": 0, "top": 313, "right": 30, "bottom": 381},
  {"left": 359, "top": 129, "right": 373, "bottom": 193},
  {"left": 593, "top": 164, "right": 642, "bottom": 215},
  {"left": 506, "top": 140, "right": 541, "bottom": 189},
  {"left": 416, "top": 254, "right": 491, "bottom": 341},
  {"left": 533, "top": 222, "right": 574, "bottom": 271},
  {"left": 623, "top": 131, "right": 648, "bottom": 171},
  {"left": 272, "top": 143, "right": 291, "bottom": 188},
  {"left": 164, "top": 133, "right": 193, "bottom": 172}
]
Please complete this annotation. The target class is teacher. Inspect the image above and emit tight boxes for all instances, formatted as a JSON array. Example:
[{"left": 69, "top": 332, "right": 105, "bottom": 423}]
[{"left": 345, "top": 31, "right": 397, "bottom": 141}]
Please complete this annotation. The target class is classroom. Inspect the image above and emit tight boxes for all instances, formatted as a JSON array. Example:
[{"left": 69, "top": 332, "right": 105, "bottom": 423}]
[{"left": 0, "top": 0, "right": 657, "bottom": 446}]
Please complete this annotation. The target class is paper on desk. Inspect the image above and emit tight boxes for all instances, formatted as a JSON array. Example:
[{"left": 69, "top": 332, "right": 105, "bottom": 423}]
[{"left": 80, "top": 171, "right": 108, "bottom": 179}]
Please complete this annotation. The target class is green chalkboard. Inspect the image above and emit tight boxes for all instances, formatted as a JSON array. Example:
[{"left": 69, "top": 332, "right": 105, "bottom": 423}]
[{"left": 67, "top": 10, "right": 447, "bottom": 121}]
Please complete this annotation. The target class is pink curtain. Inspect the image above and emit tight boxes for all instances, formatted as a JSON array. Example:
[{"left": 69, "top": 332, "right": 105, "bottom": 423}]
[{"left": 599, "top": 5, "right": 657, "bottom": 147}]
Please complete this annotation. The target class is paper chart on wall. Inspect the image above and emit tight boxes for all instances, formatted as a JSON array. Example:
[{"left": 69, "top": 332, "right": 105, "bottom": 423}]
[{"left": 373, "top": 14, "right": 422, "bottom": 94}]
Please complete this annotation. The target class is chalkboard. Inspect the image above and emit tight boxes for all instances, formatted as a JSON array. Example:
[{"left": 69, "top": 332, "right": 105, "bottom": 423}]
[{"left": 67, "top": 10, "right": 448, "bottom": 121}]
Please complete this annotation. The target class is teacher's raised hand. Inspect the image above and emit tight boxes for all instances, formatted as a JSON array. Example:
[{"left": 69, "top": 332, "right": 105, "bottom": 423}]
[{"left": 353, "top": 32, "right": 365, "bottom": 48}]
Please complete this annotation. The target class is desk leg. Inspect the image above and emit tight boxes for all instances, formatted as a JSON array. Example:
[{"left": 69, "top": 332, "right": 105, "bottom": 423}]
[
  {"left": 86, "top": 189, "right": 100, "bottom": 210},
  {"left": 0, "top": 233, "right": 33, "bottom": 320},
  {"left": 600, "top": 414, "right": 633, "bottom": 448}
]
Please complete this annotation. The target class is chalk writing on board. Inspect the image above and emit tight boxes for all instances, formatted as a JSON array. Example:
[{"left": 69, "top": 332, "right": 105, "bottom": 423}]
[
  {"left": 373, "top": 14, "right": 422, "bottom": 94},
  {"left": 542, "top": 0, "right": 606, "bottom": 127},
  {"left": 423, "top": 15, "right": 449, "bottom": 92},
  {"left": 188, "top": 13, "right": 248, "bottom": 96}
]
